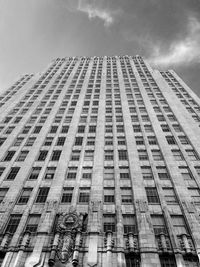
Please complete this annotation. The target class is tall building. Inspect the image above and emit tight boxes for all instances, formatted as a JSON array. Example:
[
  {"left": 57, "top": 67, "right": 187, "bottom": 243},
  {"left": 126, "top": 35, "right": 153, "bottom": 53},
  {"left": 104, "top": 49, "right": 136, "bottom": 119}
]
[{"left": 0, "top": 55, "right": 200, "bottom": 267}]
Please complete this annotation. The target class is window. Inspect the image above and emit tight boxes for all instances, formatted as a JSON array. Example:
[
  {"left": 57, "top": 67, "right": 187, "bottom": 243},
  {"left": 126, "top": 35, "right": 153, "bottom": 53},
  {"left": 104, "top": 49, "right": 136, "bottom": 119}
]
[
  {"left": 0, "top": 188, "right": 8, "bottom": 203},
  {"left": 6, "top": 167, "right": 20, "bottom": 180},
  {"left": 18, "top": 188, "right": 32, "bottom": 204},
  {"left": 135, "top": 136, "right": 144, "bottom": 145},
  {"left": 125, "top": 255, "right": 140, "bottom": 267},
  {"left": 43, "top": 137, "right": 54, "bottom": 146},
  {"left": 44, "top": 167, "right": 56, "bottom": 179},
  {"left": 0, "top": 137, "right": 6, "bottom": 146},
  {"left": 104, "top": 150, "right": 114, "bottom": 161},
  {"left": 78, "top": 125, "right": 85, "bottom": 133},
  {"left": 5, "top": 214, "right": 22, "bottom": 234},
  {"left": 104, "top": 167, "right": 114, "bottom": 180},
  {"left": 33, "top": 126, "right": 42, "bottom": 134},
  {"left": 171, "top": 215, "right": 188, "bottom": 235},
  {"left": 141, "top": 166, "right": 153, "bottom": 180},
  {"left": 104, "top": 187, "right": 115, "bottom": 203},
  {"left": 188, "top": 188, "right": 200, "bottom": 203},
  {"left": 144, "top": 125, "right": 153, "bottom": 133},
  {"left": 172, "top": 124, "right": 182, "bottom": 132},
  {"left": 138, "top": 150, "right": 148, "bottom": 161},
  {"left": 166, "top": 136, "right": 176, "bottom": 145},
  {"left": 66, "top": 167, "right": 77, "bottom": 179},
  {"left": 13, "top": 137, "right": 24, "bottom": 146},
  {"left": 28, "top": 167, "right": 41, "bottom": 180},
  {"left": 117, "top": 136, "right": 126, "bottom": 145},
  {"left": 123, "top": 215, "right": 136, "bottom": 234},
  {"left": 61, "top": 125, "right": 69, "bottom": 133},
  {"left": 3, "top": 151, "right": 15, "bottom": 161},
  {"left": 51, "top": 150, "right": 61, "bottom": 161},
  {"left": 160, "top": 256, "right": 176, "bottom": 267},
  {"left": 117, "top": 125, "right": 124, "bottom": 133},
  {"left": 171, "top": 149, "right": 184, "bottom": 161},
  {"left": 186, "top": 149, "right": 199, "bottom": 161},
  {"left": 162, "top": 188, "right": 177, "bottom": 204},
  {"left": 71, "top": 150, "right": 81, "bottom": 161},
  {"left": 16, "top": 150, "right": 29, "bottom": 161},
  {"left": 161, "top": 124, "right": 170, "bottom": 132},
  {"left": 105, "top": 125, "right": 113, "bottom": 133},
  {"left": 79, "top": 187, "right": 90, "bottom": 203},
  {"left": 151, "top": 215, "right": 167, "bottom": 235},
  {"left": 61, "top": 187, "right": 73, "bottom": 203},
  {"left": 82, "top": 167, "right": 92, "bottom": 179},
  {"left": 25, "top": 215, "right": 40, "bottom": 233},
  {"left": 157, "top": 166, "right": 170, "bottom": 180},
  {"left": 105, "top": 136, "right": 113, "bottom": 145},
  {"left": 179, "top": 167, "right": 193, "bottom": 180},
  {"left": 75, "top": 137, "right": 83, "bottom": 146},
  {"left": 56, "top": 137, "right": 66, "bottom": 146},
  {"left": 133, "top": 125, "right": 141, "bottom": 133},
  {"left": 25, "top": 137, "right": 36, "bottom": 146},
  {"left": 84, "top": 150, "right": 94, "bottom": 161},
  {"left": 148, "top": 136, "right": 157, "bottom": 145},
  {"left": 121, "top": 187, "right": 132, "bottom": 203},
  {"left": 118, "top": 150, "right": 128, "bottom": 161},
  {"left": 152, "top": 150, "right": 163, "bottom": 161},
  {"left": 37, "top": 150, "right": 48, "bottom": 161},
  {"left": 145, "top": 187, "right": 160, "bottom": 204},
  {"left": 178, "top": 136, "right": 189, "bottom": 145},
  {"left": 89, "top": 125, "right": 96, "bottom": 133},
  {"left": 0, "top": 167, "right": 5, "bottom": 177},
  {"left": 103, "top": 214, "right": 116, "bottom": 232},
  {"left": 35, "top": 187, "right": 49, "bottom": 203}
]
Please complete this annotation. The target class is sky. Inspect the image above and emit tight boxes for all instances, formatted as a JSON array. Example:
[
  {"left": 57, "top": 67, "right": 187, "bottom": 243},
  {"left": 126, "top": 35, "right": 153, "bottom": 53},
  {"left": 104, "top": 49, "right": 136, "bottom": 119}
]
[{"left": 1, "top": 0, "right": 200, "bottom": 96}]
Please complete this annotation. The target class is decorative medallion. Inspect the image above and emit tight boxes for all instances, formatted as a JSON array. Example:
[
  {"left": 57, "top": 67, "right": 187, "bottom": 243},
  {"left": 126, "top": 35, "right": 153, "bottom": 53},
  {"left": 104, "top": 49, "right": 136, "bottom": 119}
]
[{"left": 56, "top": 210, "right": 82, "bottom": 264}]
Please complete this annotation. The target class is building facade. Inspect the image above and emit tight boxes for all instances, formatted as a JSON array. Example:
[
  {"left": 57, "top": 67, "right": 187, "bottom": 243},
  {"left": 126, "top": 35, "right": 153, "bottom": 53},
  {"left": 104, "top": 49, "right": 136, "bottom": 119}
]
[{"left": 0, "top": 55, "right": 200, "bottom": 266}]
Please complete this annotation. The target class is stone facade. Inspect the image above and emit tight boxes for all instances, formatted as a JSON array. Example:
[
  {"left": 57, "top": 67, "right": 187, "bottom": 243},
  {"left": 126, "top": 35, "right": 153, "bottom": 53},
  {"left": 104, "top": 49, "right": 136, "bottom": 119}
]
[{"left": 0, "top": 56, "right": 199, "bottom": 266}]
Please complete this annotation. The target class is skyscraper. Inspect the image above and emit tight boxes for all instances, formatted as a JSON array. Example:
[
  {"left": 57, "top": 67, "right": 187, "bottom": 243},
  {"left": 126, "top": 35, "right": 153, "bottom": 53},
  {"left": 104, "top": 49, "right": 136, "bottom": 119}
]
[{"left": 0, "top": 55, "right": 200, "bottom": 267}]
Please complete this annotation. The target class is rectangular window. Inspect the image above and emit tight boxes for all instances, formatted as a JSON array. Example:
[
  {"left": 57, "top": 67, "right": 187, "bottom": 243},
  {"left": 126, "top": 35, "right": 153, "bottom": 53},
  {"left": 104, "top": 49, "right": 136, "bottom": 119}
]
[
  {"left": 147, "top": 136, "right": 157, "bottom": 145},
  {"left": 151, "top": 215, "right": 167, "bottom": 235},
  {"left": 103, "top": 214, "right": 116, "bottom": 232},
  {"left": 179, "top": 167, "right": 193, "bottom": 180},
  {"left": 51, "top": 150, "right": 61, "bottom": 161},
  {"left": 121, "top": 187, "right": 132, "bottom": 203},
  {"left": 25, "top": 137, "right": 36, "bottom": 146},
  {"left": 161, "top": 124, "right": 170, "bottom": 132},
  {"left": 3, "top": 151, "right": 15, "bottom": 161},
  {"left": 104, "top": 167, "right": 114, "bottom": 180},
  {"left": 35, "top": 187, "right": 49, "bottom": 203},
  {"left": 43, "top": 137, "right": 54, "bottom": 146},
  {"left": 13, "top": 137, "right": 24, "bottom": 146},
  {"left": 171, "top": 215, "right": 188, "bottom": 235},
  {"left": 120, "top": 167, "right": 130, "bottom": 179},
  {"left": 171, "top": 150, "right": 184, "bottom": 161},
  {"left": 56, "top": 136, "right": 66, "bottom": 146},
  {"left": 25, "top": 215, "right": 40, "bottom": 233},
  {"left": 178, "top": 136, "right": 189, "bottom": 145},
  {"left": 152, "top": 150, "right": 163, "bottom": 161},
  {"left": 138, "top": 150, "right": 148, "bottom": 161},
  {"left": 82, "top": 167, "right": 92, "bottom": 179},
  {"left": 104, "top": 187, "right": 115, "bottom": 203},
  {"left": 28, "top": 167, "right": 41, "bottom": 180},
  {"left": 79, "top": 187, "right": 90, "bottom": 203},
  {"left": 75, "top": 137, "right": 83, "bottom": 146},
  {"left": 18, "top": 188, "right": 32, "bottom": 204},
  {"left": 61, "top": 187, "right": 73, "bottom": 203},
  {"left": 118, "top": 150, "right": 128, "bottom": 161},
  {"left": 16, "top": 150, "right": 29, "bottom": 161},
  {"left": 0, "top": 188, "right": 8, "bottom": 203},
  {"left": 44, "top": 167, "right": 56, "bottom": 179},
  {"left": 141, "top": 166, "right": 153, "bottom": 180},
  {"left": 61, "top": 125, "right": 69, "bottom": 133},
  {"left": 145, "top": 187, "right": 160, "bottom": 204},
  {"left": 5, "top": 214, "right": 22, "bottom": 234},
  {"left": 66, "top": 167, "right": 77, "bottom": 179},
  {"left": 33, "top": 126, "right": 42, "bottom": 134},
  {"left": 135, "top": 136, "right": 144, "bottom": 145},
  {"left": 159, "top": 256, "right": 176, "bottom": 267},
  {"left": 186, "top": 149, "right": 199, "bottom": 161},
  {"left": 84, "top": 150, "right": 94, "bottom": 161},
  {"left": 71, "top": 150, "right": 81, "bottom": 161},
  {"left": 123, "top": 215, "right": 136, "bottom": 234},
  {"left": 6, "top": 167, "right": 20, "bottom": 180},
  {"left": 162, "top": 188, "right": 177, "bottom": 204},
  {"left": 188, "top": 188, "right": 200, "bottom": 203},
  {"left": 104, "top": 150, "right": 114, "bottom": 161},
  {"left": 37, "top": 150, "right": 48, "bottom": 161}
]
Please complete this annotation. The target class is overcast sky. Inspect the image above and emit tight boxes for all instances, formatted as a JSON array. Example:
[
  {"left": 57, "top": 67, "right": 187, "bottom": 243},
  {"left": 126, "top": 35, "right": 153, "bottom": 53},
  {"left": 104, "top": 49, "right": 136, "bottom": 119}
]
[{"left": 1, "top": 0, "right": 200, "bottom": 96}]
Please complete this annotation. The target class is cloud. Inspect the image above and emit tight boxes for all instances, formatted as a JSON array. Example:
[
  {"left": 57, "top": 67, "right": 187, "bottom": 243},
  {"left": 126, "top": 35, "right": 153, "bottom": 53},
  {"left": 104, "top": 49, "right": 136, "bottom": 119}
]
[
  {"left": 147, "top": 16, "right": 200, "bottom": 67},
  {"left": 64, "top": 0, "right": 122, "bottom": 27}
]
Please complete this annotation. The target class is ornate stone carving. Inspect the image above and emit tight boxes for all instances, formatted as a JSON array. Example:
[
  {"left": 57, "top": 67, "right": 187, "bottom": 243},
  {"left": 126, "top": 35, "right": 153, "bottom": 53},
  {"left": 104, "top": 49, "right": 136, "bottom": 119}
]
[{"left": 55, "top": 209, "right": 83, "bottom": 264}]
